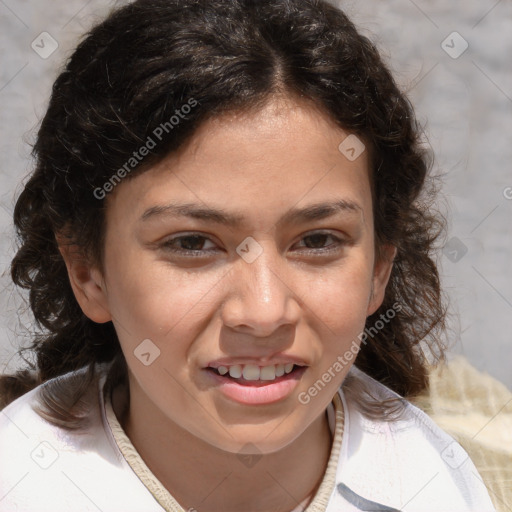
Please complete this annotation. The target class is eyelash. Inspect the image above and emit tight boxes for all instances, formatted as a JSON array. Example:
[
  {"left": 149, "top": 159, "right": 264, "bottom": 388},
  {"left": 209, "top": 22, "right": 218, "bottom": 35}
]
[{"left": 159, "top": 231, "right": 347, "bottom": 258}]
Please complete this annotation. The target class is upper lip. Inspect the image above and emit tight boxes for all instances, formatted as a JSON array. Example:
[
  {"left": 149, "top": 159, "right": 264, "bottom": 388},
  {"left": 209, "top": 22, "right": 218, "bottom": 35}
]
[{"left": 206, "top": 354, "right": 309, "bottom": 369}]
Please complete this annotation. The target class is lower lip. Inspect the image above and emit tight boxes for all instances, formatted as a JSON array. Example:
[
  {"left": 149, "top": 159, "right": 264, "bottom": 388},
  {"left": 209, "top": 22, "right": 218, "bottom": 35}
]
[{"left": 205, "top": 367, "right": 307, "bottom": 405}]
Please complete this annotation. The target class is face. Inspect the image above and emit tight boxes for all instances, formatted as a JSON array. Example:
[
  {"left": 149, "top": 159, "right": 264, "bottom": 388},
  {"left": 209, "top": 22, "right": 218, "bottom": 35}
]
[{"left": 67, "top": 95, "right": 393, "bottom": 454}]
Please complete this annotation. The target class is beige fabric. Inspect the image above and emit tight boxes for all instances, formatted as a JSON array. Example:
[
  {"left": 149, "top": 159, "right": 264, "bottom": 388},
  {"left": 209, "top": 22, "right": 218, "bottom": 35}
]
[
  {"left": 304, "top": 392, "right": 345, "bottom": 512},
  {"left": 105, "top": 389, "right": 185, "bottom": 512},
  {"left": 104, "top": 386, "right": 344, "bottom": 512},
  {"left": 411, "top": 356, "right": 512, "bottom": 512}
]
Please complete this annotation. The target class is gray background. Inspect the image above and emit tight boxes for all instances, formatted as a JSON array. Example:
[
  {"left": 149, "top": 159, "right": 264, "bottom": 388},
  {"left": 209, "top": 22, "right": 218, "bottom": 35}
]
[{"left": 0, "top": 1, "right": 511, "bottom": 388}]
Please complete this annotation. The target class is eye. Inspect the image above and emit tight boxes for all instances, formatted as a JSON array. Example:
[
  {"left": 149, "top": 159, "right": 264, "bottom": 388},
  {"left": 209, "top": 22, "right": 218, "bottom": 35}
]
[
  {"left": 160, "top": 234, "right": 219, "bottom": 256},
  {"left": 158, "top": 231, "right": 347, "bottom": 259},
  {"left": 294, "top": 231, "right": 346, "bottom": 255}
]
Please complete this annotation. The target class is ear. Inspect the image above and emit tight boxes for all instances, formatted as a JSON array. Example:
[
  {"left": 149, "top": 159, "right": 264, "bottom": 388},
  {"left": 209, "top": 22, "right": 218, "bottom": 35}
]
[
  {"left": 367, "top": 244, "right": 397, "bottom": 316},
  {"left": 56, "top": 234, "right": 112, "bottom": 324}
]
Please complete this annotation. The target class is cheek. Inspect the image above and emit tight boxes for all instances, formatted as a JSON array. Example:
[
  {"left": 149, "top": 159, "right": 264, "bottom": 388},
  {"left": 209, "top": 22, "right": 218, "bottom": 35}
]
[
  {"left": 306, "top": 261, "right": 374, "bottom": 335},
  {"left": 103, "top": 249, "right": 222, "bottom": 346}
]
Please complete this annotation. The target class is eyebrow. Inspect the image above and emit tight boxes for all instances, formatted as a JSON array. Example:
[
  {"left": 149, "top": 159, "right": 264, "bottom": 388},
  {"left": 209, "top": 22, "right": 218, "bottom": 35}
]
[{"left": 139, "top": 199, "right": 362, "bottom": 227}]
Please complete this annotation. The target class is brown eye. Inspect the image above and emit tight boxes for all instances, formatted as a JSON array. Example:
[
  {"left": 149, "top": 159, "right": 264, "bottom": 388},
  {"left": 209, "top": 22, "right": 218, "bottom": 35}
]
[
  {"left": 303, "top": 233, "right": 331, "bottom": 249},
  {"left": 295, "top": 231, "right": 347, "bottom": 255},
  {"left": 176, "top": 235, "right": 208, "bottom": 251},
  {"left": 160, "top": 234, "right": 218, "bottom": 256}
]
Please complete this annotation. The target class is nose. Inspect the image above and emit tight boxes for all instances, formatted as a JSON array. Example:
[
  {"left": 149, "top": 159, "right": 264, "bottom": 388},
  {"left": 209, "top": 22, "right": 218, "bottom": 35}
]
[{"left": 220, "top": 242, "right": 301, "bottom": 338}]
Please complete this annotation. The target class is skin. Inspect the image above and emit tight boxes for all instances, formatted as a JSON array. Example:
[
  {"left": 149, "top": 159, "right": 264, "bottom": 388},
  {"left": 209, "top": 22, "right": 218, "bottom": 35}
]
[{"left": 59, "top": 94, "right": 395, "bottom": 512}]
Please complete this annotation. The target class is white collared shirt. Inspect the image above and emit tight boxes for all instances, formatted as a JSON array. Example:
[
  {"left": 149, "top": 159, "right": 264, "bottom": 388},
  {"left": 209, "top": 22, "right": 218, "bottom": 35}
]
[{"left": 0, "top": 364, "right": 496, "bottom": 511}]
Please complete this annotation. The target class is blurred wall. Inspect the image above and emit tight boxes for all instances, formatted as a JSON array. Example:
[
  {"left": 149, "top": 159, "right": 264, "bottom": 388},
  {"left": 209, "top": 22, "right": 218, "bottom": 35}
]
[{"left": 0, "top": 0, "right": 511, "bottom": 388}]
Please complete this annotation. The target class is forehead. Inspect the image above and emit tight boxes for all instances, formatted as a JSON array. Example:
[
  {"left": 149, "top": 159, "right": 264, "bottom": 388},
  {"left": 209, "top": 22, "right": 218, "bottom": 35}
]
[{"left": 106, "top": 96, "right": 373, "bottom": 230}]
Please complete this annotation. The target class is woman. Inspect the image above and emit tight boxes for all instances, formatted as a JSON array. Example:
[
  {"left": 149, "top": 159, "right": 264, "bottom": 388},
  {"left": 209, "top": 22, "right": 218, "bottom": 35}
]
[{"left": 0, "top": 0, "right": 496, "bottom": 510}]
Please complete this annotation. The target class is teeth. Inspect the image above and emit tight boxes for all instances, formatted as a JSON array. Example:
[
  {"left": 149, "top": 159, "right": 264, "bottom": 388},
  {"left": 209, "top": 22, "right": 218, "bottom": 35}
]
[
  {"left": 216, "top": 363, "right": 298, "bottom": 381},
  {"left": 260, "top": 365, "right": 276, "bottom": 380},
  {"left": 228, "top": 365, "right": 242, "bottom": 379},
  {"left": 218, "top": 366, "right": 229, "bottom": 376},
  {"left": 242, "top": 364, "right": 260, "bottom": 380}
]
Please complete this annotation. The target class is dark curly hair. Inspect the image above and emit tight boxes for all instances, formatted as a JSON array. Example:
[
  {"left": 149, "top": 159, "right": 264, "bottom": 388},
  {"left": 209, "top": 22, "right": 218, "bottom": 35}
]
[{"left": 1, "top": 0, "right": 446, "bottom": 425}]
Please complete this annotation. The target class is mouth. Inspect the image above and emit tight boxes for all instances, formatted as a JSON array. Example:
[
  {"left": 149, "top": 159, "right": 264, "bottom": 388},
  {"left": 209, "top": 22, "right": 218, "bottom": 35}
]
[
  {"left": 207, "top": 363, "right": 306, "bottom": 386},
  {"left": 204, "top": 363, "right": 307, "bottom": 404}
]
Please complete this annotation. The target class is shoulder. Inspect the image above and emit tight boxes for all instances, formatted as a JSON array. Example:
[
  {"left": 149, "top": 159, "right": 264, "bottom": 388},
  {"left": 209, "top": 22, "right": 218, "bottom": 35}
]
[
  {"left": 0, "top": 365, "right": 163, "bottom": 512},
  {"left": 0, "top": 364, "right": 105, "bottom": 440},
  {"left": 0, "top": 365, "right": 101, "bottom": 456},
  {"left": 0, "top": 366, "right": 112, "bottom": 511},
  {"left": 331, "top": 366, "right": 496, "bottom": 512}
]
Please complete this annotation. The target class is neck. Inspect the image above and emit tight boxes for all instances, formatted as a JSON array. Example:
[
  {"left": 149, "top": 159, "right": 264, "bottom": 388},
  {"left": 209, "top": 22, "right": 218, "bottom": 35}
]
[{"left": 117, "top": 379, "right": 334, "bottom": 512}]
